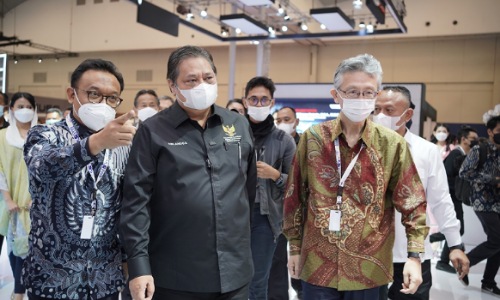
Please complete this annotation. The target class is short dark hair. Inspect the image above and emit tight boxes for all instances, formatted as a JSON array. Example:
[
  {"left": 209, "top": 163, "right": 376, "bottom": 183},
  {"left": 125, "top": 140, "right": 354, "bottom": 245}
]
[
  {"left": 47, "top": 107, "right": 63, "bottom": 117},
  {"left": 456, "top": 126, "right": 477, "bottom": 143},
  {"left": 10, "top": 92, "right": 36, "bottom": 108},
  {"left": 0, "top": 92, "right": 8, "bottom": 106},
  {"left": 71, "top": 59, "right": 124, "bottom": 92},
  {"left": 134, "top": 89, "right": 159, "bottom": 107},
  {"left": 431, "top": 123, "right": 453, "bottom": 144},
  {"left": 279, "top": 106, "right": 297, "bottom": 118},
  {"left": 226, "top": 98, "right": 243, "bottom": 109},
  {"left": 382, "top": 86, "right": 412, "bottom": 108},
  {"left": 486, "top": 115, "right": 500, "bottom": 131},
  {"left": 244, "top": 76, "right": 276, "bottom": 98},
  {"left": 167, "top": 45, "right": 217, "bottom": 84}
]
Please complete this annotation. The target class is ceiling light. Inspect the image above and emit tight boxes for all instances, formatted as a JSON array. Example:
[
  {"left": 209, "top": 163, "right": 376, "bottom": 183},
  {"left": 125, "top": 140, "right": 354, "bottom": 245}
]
[
  {"left": 277, "top": 5, "right": 285, "bottom": 16},
  {"left": 353, "top": 0, "right": 363, "bottom": 10},
  {"left": 220, "top": 13, "right": 269, "bottom": 35},
  {"left": 310, "top": 7, "right": 355, "bottom": 31},
  {"left": 38, "top": 57, "right": 43, "bottom": 63},
  {"left": 281, "top": 25, "right": 288, "bottom": 32},
  {"left": 284, "top": 12, "right": 290, "bottom": 21},
  {"left": 300, "top": 22, "right": 308, "bottom": 31},
  {"left": 221, "top": 26, "right": 229, "bottom": 37},
  {"left": 200, "top": 8, "right": 208, "bottom": 18},
  {"left": 186, "top": 11, "right": 194, "bottom": 21},
  {"left": 366, "top": 22, "right": 374, "bottom": 33},
  {"left": 320, "top": 23, "right": 326, "bottom": 30},
  {"left": 14, "top": 57, "right": 18, "bottom": 64},
  {"left": 250, "top": 40, "right": 260, "bottom": 45},
  {"left": 235, "top": 28, "right": 242, "bottom": 34},
  {"left": 359, "top": 21, "right": 366, "bottom": 28}
]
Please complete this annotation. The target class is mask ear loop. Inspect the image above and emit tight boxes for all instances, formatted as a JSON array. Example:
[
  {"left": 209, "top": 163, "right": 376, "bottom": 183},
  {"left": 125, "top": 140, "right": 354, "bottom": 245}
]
[{"left": 395, "top": 109, "right": 409, "bottom": 128}]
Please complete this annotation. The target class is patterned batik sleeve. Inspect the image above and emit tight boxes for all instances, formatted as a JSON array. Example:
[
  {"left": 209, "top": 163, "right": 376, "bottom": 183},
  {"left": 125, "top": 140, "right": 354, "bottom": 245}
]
[
  {"left": 24, "top": 125, "right": 96, "bottom": 186},
  {"left": 390, "top": 141, "right": 428, "bottom": 253},
  {"left": 282, "top": 130, "right": 309, "bottom": 255},
  {"left": 460, "top": 145, "right": 495, "bottom": 184}
]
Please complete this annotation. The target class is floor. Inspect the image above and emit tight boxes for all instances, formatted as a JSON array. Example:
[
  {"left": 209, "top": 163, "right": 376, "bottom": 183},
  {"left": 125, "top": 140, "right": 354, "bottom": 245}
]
[{"left": 1, "top": 242, "right": 499, "bottom": 300}]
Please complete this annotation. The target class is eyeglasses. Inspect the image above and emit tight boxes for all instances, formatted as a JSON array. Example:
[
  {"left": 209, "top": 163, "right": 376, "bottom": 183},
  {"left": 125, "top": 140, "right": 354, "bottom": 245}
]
[
  {"left": 338, "top": 88, "right": 378, "bottom": 99},
  {"left": 246, "top": 96, "right": 272, "bottom": 106},
  {"left": 75, "top": 88, "right": 123, "bottom": 108}
]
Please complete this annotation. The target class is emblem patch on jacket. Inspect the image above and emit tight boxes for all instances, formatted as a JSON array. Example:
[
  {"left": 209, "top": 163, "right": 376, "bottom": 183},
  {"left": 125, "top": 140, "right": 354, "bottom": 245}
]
[{"left": 222, "top": 124, "right": 241, "bottom": 142}]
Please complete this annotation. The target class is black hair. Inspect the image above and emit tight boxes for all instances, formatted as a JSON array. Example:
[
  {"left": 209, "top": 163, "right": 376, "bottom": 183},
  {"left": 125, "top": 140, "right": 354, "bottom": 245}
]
[
  {"left": 382, "top": 86, "right": 412, "bottom": 108},
  {"left": 71, "top": 59, "right": 124, "bottom": 92},
  {"left": 167, "top": 45, "right": 217, "bottom": 83},
  {"left": 244, "top": 76, "right": 276, "bottom": 98},
  {"left": 134, "top": 89, "right": 159, "bottom": 107},
  {"left": 0, "top": 92, "right": 8, "bottom": 106},
  {"left": 456, "top": 126, "right": 477, "bottom": 143},
  {"left": 278, "top": 106, "right": 297, "bottom": 118},
  {"left": 486, "top": 115, "right": 500, "bottom": 131},
  {"left": 431, "top": 123, "right": 453, "bottom": 145},
  {"left": 226, "top": 98, "right": 243, "bottom": 108},
  {"left": 10, "top": 92, "right": 36, "bottom": 108}
]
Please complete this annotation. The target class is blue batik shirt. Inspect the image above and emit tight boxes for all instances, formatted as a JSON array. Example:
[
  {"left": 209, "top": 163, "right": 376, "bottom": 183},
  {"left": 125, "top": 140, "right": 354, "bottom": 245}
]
[{"left": 22, "top": 114, "right": 129, "bottom": 299}]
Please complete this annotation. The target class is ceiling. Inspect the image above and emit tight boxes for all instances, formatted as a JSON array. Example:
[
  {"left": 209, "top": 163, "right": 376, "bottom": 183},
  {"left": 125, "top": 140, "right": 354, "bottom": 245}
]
[{"left": 0, "top": 0, "right": 499, "bottom": 58}]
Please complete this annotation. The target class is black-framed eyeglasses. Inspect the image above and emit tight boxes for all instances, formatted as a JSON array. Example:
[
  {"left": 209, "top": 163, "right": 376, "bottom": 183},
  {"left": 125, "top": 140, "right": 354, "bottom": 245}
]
[
  {"left": 338, "top": 88, "right": 378, "bottom": 99},
  {"left": 74, "top": 88, "right": 123, "bottom": 108},
  {"left": 246, "top": 96, "right": 272, "bottom": 106}
]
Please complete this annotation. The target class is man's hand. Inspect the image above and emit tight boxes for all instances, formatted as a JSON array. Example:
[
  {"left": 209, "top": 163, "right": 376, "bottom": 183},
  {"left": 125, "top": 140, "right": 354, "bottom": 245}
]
[
  {"left": 288, "top": 254, "right": 301, "bottom": 279},
  {"left": 450, "top": 249, "right": 470, "bottom": 279},
  {"left": 129, "top": 275, "right": 154, "bottom": 300},
  {"left": 89, "top": 110, "right": 136, "bottom": 155},
  {"left": 400, "top": 258, "right": 422, "bottom": 294},
  {"left": 256, "top": 161, "right": 280, "bottom": 180}
]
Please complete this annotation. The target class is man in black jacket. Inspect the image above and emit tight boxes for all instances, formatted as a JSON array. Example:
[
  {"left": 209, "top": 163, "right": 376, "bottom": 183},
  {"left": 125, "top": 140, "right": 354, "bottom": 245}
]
[{"left": 120, "top": 46, "right": 257, "bottom": 300}]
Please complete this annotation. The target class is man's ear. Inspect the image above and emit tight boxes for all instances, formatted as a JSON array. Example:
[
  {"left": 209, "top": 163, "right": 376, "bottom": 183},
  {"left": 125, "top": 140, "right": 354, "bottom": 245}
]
[
  {"left": 66, "top": 87, "right": 76, "bottom": 105},
  {"left": 243, "top": 98, "right": 249, "bottom": 109},
  {"left": 330, "top": 89, "right": 340, "bottom": 104},
  {"left": 167, "top": 79, "right": 176, "bottom": 96}
]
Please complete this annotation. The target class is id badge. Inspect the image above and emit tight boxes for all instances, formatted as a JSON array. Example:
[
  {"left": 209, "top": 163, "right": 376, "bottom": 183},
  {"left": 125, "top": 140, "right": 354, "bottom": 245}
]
[
  {"left": 80, "top": 215, "right": 94, "bottom": 239},
  {"left": 329, "top": 210, "right": 341, "bottom": 231}
]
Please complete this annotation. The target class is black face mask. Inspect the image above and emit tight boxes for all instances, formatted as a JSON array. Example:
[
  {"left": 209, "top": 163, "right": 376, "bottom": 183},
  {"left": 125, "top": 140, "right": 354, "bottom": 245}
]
[
  {"left": 470, "top": 139, "right": 479, "bottom": 148},
  {"left": 494, "top": 133, "right": 500, "bottom": 145}
]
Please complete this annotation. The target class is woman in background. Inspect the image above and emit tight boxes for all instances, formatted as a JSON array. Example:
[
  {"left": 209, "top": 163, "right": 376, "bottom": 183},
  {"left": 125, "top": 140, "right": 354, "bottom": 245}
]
[
  {"left": 431, "top": 123, "right": 456, "bottom": 160},
  {"left": 0, "top": 92, "right": 37, "bottom": 300}
]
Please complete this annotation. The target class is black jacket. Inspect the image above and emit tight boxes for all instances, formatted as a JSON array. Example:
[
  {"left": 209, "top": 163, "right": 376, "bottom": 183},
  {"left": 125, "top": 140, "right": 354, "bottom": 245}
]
[{"left": 120, "top": 102, "right": 256, "bottom": 293}]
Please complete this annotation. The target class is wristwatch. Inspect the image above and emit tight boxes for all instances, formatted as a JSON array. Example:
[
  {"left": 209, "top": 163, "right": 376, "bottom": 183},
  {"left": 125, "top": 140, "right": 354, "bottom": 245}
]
[
  {"left": 449, "top": 243, "right": 466, "bottom": 252},
  {"left": 275, "top": 174, "right": 284, "bottom": 186},
  {"left": 408, "top": 252, "right": 424, "bottom": 261}
]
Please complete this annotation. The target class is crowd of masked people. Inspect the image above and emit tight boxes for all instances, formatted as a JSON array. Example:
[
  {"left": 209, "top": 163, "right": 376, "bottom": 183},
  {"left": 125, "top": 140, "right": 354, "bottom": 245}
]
[{"left": 0, "top": 46, "right": 499, "bottom": 300}]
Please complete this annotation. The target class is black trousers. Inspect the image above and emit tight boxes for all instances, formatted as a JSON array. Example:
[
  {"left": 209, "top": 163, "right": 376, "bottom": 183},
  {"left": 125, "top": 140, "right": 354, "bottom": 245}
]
[
  {"left": 153, "top": 284, "right": 249, "bottom": 300},
  {"left": 386, "top": 260, "right": 432, "bottom": 300},
  {"left": 29, "top": 292, "right": 119, "bottom": 300},
  {"left": 268, "top": 234, "right": 290, "bottom": 300},
  {"left": 467, "top": 211, "right": 500, "bottom": 286}
]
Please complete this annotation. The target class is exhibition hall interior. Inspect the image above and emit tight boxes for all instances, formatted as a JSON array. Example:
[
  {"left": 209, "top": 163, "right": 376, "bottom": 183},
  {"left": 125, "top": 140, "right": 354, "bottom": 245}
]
[{"left": 0, "top": 0, "right": 499, "bottom": 299}]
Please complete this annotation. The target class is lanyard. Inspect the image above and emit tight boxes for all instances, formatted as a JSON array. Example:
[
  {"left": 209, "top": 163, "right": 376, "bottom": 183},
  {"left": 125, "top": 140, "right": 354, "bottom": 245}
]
[
  {"left": 66, "top": 115, "right": 110, "bottom": 215},
  {"left": 334, "top": 137, "right": 364, "bottom": 207}
]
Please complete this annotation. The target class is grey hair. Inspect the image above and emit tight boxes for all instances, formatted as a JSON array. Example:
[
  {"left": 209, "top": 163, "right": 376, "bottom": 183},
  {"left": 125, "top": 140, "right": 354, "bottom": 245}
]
[
  {"left": 166, "top": 45, "right": 217, "bottom": 84},
  {"left": 46, "top": 107, "right": 63, "bottom": 117},
  {"left": 333, "top": 54, "right": 383, "bottom": 89}
]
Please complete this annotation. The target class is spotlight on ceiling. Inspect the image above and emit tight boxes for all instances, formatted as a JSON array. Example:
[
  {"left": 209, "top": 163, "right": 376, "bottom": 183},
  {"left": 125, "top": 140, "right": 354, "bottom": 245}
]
[
  {"left": 221, "top": 26, "right": 229, "bottom": 37},
  {"left": 277, "top": 5, "right": 285, "bottom": 16},
  {"left": 310, "top": 7, "right": 355, "bottom": 31},
  {"left": 186, "top": 11, "right": 194, "bottom": 21},
  {"left": 300, "top": 22, "right": 308, "bottom": 31},
  {"left": 366, "top": 22, "right": 374, "bottom": 33},
  {"left": 200, "top": 8, "right": 208, "bottom": 18},
  {"left": 281, "top": 25, "right": 288, "bottom": 32},
  {"left": 38, "top": 57, "right": 43, "bottom": 63},
  {"left": 320, "top": 23, "right": 327, "bottom": 30},
  {"left": 359, "top": 21, "right": 366, "bottom": 28},
  {"left": 284, "top": 12, "right": 290, "bottom": 21}
]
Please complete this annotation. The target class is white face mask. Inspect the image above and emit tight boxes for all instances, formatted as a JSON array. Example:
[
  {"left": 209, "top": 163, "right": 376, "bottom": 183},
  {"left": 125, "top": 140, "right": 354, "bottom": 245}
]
[
  {"left": 45, "top": 119, "right": 60, "bottom": 126},
  {"left": 277, "top": 122, "right": 295, "bottom": 135},
  {"left": 137, "top": 107, "right": 158, "bottom": 122},
  {"left": 339, "top": 96, "right": 376, "bottom": 123},
  {"left": 247, "top": 106, "right": 271, "bottom": 122},
  {"left": 74, "top": 89, "right": 116, "bottom": 131},
  {"left": 178, "top": 82, "right": 218, "bottom": 110},
  {"left": 14, "top": 108, "right": 35, "bottom": 123},
  {"left": 372, "top": 110, "right": 407, "bottom": 131},
  {"left": 435, "top": 132, "right": 448, "bottom": 142}
]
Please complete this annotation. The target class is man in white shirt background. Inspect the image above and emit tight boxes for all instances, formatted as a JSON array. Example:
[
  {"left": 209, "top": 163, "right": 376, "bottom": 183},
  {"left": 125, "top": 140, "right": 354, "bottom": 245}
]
[{"left": 373, "top": 86, "right": 470, "bottom": 300}]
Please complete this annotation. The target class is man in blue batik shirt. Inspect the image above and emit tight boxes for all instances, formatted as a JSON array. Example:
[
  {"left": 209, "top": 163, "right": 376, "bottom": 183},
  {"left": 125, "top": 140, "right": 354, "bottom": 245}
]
[{"left": 23, "top": 59, "right": 136, "bottom": 300}]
